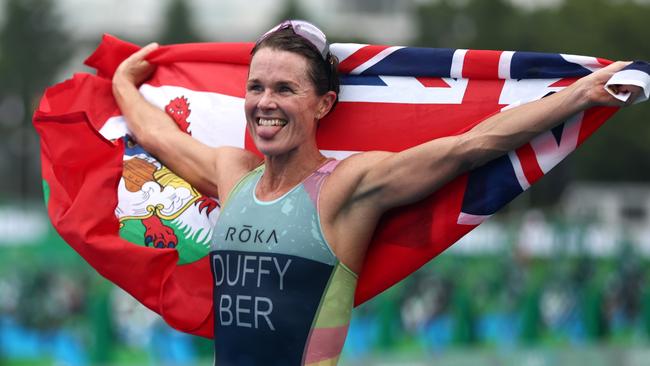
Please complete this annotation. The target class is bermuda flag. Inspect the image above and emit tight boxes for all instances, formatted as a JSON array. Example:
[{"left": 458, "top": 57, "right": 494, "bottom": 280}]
[{"left": 33, "top": 34, "right": 649, "bottom": 338}]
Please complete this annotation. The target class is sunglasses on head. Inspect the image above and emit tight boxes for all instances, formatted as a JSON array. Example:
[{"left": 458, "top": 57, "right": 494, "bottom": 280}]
[{"left": 256, "top": 20, "right": 330, "bottom": 61}]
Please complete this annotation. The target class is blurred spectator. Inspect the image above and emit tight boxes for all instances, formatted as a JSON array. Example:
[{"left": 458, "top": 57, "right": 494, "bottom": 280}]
[
  {"left": 110, "top": 287, "right": 198, "bottom": 365},
  {"left": 1, "top": 269, "right": 88, "bottom": 365}
]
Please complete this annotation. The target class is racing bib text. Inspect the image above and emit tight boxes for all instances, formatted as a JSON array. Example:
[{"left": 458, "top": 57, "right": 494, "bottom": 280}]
[{"left": 212, "top": 253, "right": 292, "bottom": 331}]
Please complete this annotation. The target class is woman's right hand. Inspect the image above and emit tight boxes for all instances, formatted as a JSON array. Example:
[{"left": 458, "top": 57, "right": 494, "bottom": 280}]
[{"left": 113, "top": 42, "right": 159, "bottom": 87}]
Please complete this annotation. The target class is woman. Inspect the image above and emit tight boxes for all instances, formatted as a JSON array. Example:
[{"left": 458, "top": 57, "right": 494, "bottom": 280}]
[{"left": 113, "top": 20, "right": 641, "bottom": 366}]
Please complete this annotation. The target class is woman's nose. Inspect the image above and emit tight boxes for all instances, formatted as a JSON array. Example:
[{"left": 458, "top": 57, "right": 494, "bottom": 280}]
[{"left": 258, "top": 90, "right": 277, "bottom": 110}]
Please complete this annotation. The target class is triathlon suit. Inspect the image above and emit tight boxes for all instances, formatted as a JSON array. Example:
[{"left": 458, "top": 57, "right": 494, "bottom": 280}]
[{"left": 209, "top": 159, "right": 358, "bottom": 366}]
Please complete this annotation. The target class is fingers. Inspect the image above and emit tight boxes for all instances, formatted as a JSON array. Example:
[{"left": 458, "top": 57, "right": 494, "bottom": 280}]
[
  {"left": 115, "top": 42, "right": 160, "bottom": 86},
  {"left": 591, "top": 61, "right": 644, "bottom": 107},
  {"left": 135, "top": 42, "right": 160, "bottom": 59},
  {"left": 125, "top": 42, "right": 159, "bottom": 64},
  {"left": 623, "top": 86, "right": 643, "bottom": 106},
  {"left": 608, "top": 84, "right": 641, "bottom": 106},
  {"left": 143, "top": 42, "right": 159, "bottom": 51},
  {"left": 603, "top": 60, "right": 632, "bottom": 73},
  {"left": 618, "top": 85, "right": 641, "bottom": 95},
  {"left": 603, "top": 85, "right": 641, "bottom": 107},
  {"left": 591, "top": 61, "right": 631, "bottom": 85}
]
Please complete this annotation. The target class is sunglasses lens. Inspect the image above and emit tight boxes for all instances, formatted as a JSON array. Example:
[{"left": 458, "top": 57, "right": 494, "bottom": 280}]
[
  {"left": 290, "top": 21, "right": 328, "bottom": 59},
  {"left": 256, "top": 20, "right": 329, "bottom": 61}
]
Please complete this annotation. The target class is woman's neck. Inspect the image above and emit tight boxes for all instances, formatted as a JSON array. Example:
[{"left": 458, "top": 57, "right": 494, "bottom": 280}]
[{"left": 256, "top": 146, "right": 327, "bottom": 200}]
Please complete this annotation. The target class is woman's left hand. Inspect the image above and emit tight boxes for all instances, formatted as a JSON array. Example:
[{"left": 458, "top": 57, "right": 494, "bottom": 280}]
[{"left": 577, "top": 61, "right": 643, "bottom": 108}]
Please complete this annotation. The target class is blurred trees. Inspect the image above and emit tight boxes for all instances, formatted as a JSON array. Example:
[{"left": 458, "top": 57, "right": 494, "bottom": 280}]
[
  {"left": 159, "top": 0, "right": 203, "bottom": 44},
  {"left": 0, "top": 0, "right": 73, "bottom": 203},
  {"left": 414, "top": 0, "right": 650, "bottom": 205},
  {"left": 414, "top": 0, "right": 650, "bottom": 57},
  {"left": 275, "top": 0, "right": 309, "bottom": 24}
]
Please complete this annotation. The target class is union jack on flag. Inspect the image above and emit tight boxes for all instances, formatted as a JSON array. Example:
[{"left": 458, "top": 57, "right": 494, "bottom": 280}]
[{"left": 33, "top": 35, "right": 649, "bottom": 338}]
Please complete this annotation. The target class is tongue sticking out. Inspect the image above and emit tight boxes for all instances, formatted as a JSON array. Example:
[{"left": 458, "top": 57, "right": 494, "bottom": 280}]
[{"left": 256, "top": 125, "right": 284, "bottom": 139}]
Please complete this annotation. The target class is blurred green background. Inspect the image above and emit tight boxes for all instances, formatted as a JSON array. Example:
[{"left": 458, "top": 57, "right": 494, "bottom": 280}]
[{"left": 1, "top": 0, "right": 650, "bottom": 365}]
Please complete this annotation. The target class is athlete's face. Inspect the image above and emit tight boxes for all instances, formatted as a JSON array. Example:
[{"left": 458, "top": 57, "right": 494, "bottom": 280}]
[{"left": 245, "top": 48, "right": 331, "bottom": 156}]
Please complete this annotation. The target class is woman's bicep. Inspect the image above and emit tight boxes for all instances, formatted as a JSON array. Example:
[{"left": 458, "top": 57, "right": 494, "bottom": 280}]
[{"left": 353, "top": 136, "right": 469, "bottom": 211}]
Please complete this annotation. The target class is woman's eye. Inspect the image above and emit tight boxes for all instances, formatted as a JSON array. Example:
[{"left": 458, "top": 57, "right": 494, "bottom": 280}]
[
  {"left": 247, "top": 84, "right": 263, "bottom": 92},
  {"left": 279, "top": 86, "right": 293, "bottom": 93}
]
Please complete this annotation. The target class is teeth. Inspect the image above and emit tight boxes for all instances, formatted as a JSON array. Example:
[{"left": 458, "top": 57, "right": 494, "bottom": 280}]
[{"left": 258, "top": 118, "right": 287, "bottom": 126}]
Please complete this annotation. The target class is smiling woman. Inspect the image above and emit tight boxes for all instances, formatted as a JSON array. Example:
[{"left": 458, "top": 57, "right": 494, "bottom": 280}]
[
  {"left": 244, "top": 23, "right": 339, "bottom": 161},
  {"left": 245, "top": 48, "right": 334, "bottom": 158},
  {"left": 252, "top": 20, "right": 340, "bottom": 98},
  {"left": 112, "top": 21, "right": 355, "bottom": 365},
  {"left": 108, "top": 19, "right": 645, "bottom": 366}
]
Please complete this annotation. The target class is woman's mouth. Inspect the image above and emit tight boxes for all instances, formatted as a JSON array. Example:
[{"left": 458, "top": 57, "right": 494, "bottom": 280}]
[
  {"left": 257, "top": 118, "right": 287, "bottom": 127},
  {"left": 256, "top": 118, "right": 287, "bottom": 139}
]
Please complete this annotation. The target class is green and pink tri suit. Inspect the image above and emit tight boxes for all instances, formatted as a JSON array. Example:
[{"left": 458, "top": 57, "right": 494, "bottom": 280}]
[{"left": 210, "top": 159, "right": 357, "bottom": 365}]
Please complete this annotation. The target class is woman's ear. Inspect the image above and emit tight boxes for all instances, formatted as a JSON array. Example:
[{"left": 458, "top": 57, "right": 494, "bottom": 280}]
[{"left": 318, "top": 91, "right": 337, "bottom": 118}]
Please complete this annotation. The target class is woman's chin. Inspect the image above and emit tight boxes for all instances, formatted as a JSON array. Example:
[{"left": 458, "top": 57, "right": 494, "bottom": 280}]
[
  {"left": 255, "top": 141, "right": 286, "bottom": 157},
  {"left": 256, "top": 141, "right": 304, "bottom": 158}
]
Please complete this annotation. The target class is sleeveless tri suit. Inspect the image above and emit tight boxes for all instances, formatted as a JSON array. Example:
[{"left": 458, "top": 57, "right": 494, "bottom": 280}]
[{"left": 209, "top": 160, "right": 358, "bottom": 365}]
